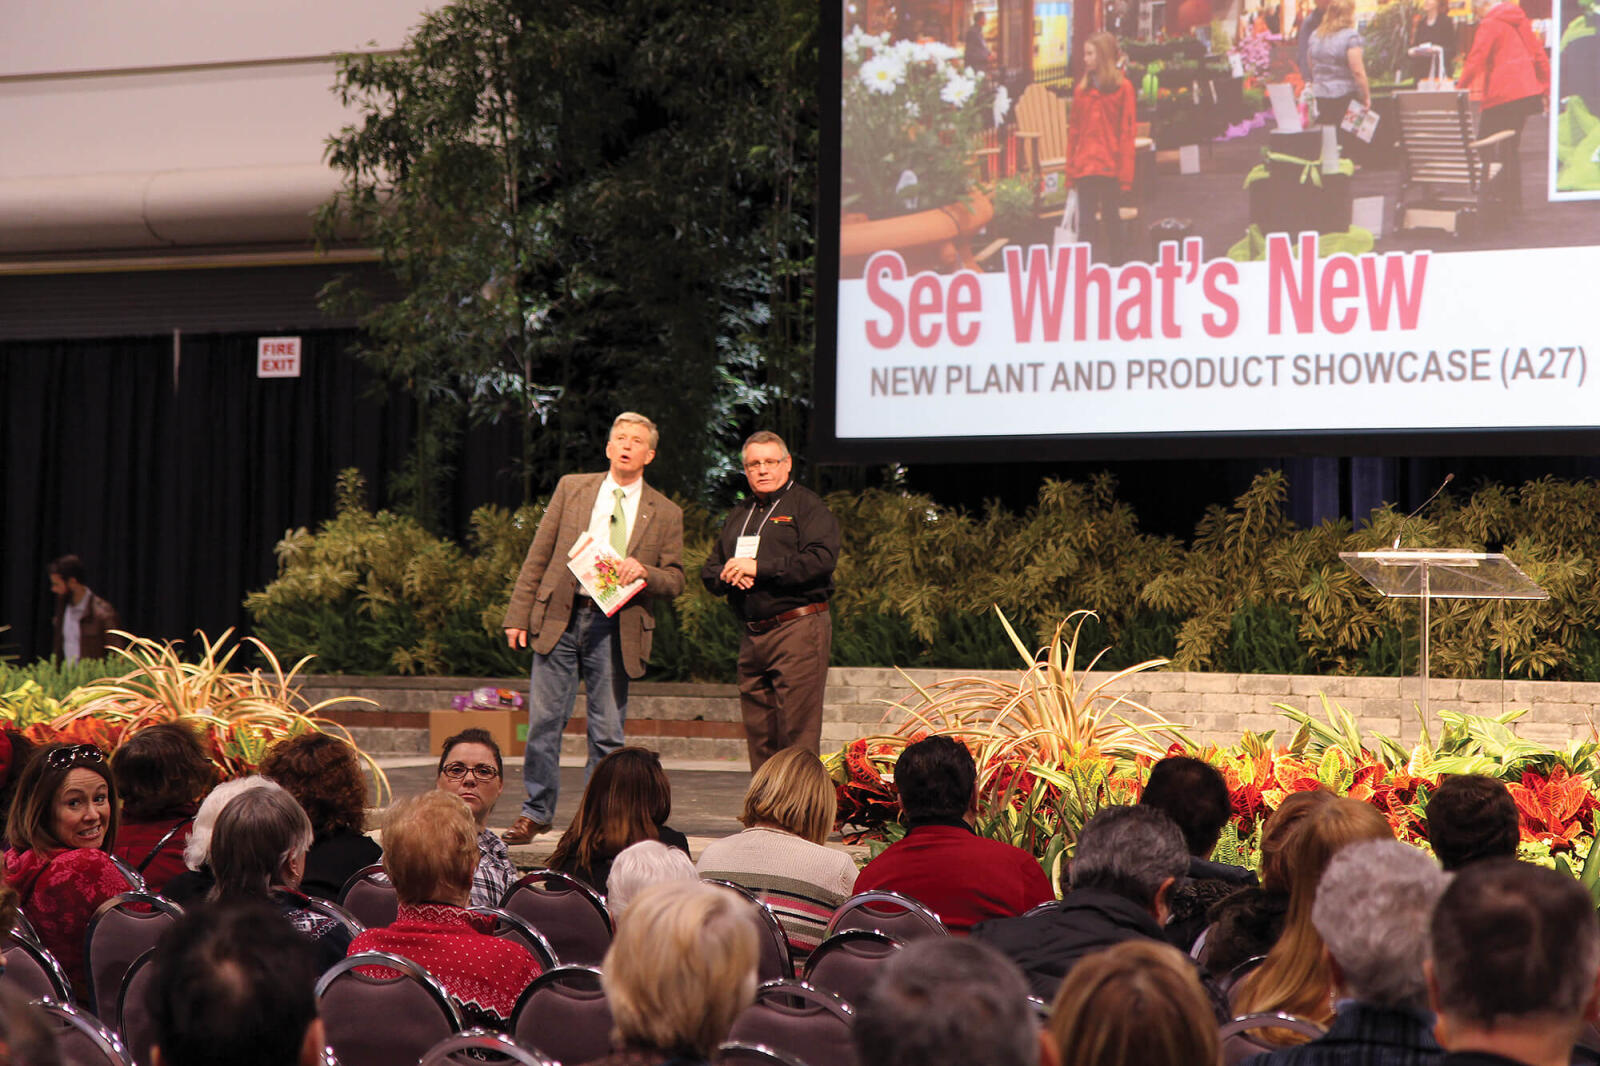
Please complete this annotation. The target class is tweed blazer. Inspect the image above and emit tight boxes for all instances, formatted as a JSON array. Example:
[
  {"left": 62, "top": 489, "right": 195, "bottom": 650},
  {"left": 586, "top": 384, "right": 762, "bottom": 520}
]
[{"left": 503, "top": 472, "right": 684, "bottom": 678}]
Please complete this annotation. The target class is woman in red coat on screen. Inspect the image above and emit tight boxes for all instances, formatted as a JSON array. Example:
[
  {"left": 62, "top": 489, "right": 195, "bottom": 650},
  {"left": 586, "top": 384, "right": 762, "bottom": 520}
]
[
  {"left": 1459, "top": 0, "right": 1550, "bottom": 210},
  {"left": 1066, "top": 32, "right": 1138, "bottom": 264}
]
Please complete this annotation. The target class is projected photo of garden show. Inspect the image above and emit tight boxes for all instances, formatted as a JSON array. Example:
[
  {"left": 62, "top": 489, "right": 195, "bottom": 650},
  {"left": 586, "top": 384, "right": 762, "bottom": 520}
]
[{"left": 837, "top": 0, "right": 1600, "bottom": 278}]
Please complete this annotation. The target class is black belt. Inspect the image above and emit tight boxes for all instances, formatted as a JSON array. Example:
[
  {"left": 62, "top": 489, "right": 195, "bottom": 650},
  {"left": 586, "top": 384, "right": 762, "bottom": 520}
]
[{"left": 746, "top": 602, "right": 829, "bottom": 635}]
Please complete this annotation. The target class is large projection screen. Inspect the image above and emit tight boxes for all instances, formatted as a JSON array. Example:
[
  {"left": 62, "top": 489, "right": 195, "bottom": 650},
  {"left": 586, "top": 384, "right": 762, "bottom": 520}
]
[{"left": 816, "top": 2, "right": 1600, "bottom": 463}]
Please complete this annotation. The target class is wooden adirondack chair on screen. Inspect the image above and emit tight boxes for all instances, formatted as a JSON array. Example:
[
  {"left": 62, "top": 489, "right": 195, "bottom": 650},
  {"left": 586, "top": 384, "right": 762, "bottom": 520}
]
[{"left": 1013, "top": 83, "right": 1071, "bottom": 215}]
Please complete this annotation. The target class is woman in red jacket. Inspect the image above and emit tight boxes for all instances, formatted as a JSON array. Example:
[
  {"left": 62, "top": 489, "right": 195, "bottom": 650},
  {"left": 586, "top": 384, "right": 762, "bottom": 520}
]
[
  {"left": 1459, "top": 0, "right": 1550, "bottom": 210},
  {"left": 1067, "top": 32, "right": 1138, "bottom": 263},
  {"left": 3, "top": 744, "right": 129, "bottom": 998}
]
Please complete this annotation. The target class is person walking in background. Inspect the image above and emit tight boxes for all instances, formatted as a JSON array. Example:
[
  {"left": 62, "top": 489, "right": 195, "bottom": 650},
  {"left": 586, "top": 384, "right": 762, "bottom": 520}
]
[
  {"left": 1297, "top": 0, "right": 1331, "bottom": 80},
  {"left": 47, "top": 555, "right": 122, "bottom": 663},
  {"left": 1066, "top": 32, "right": 1137, "bottom": 264},
  {"left": 1307, "top": 0, "right": 1370, "bottom": 155},
  {"left": 1459, "top": 0, "right": 1549, "bottom": 211},
  {"left": 702, "top": 431, "right": 839, "bottom": 771},
  {"left": 1411, "top": 0, "right": 1457, "bottom": 82},
  {"left": 965, "top": 11, "right": 992, "bottom": 74},
  {"left": 501, "top": 413, "right": 685, "bottom": 845}
]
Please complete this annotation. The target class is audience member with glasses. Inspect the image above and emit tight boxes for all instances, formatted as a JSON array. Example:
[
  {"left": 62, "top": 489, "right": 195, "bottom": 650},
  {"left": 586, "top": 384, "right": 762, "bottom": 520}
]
[
  {"left": 434, "top": 728, "right": 517, "bottom": 907},
  {"left": 2, "top": 742, "right": 130, "bottom": 997}
]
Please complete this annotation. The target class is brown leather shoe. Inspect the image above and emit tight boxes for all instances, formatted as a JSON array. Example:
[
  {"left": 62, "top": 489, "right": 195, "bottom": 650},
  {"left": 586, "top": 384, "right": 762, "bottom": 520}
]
[{"left": 501, "top": 816, "right": 551, "bottom": 845}]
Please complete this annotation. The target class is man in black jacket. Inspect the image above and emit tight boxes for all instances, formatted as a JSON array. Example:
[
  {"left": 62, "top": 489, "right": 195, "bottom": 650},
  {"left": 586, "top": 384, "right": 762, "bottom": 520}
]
[
  {"left": 702, "top": 431, "right": 840, "bottom": 771},
  {"left": 1139, "top": 755, "right": 1256, "bottom": 951},
  {"left": 974, "top": 804, "right": 1190, "bottom": 1000}
]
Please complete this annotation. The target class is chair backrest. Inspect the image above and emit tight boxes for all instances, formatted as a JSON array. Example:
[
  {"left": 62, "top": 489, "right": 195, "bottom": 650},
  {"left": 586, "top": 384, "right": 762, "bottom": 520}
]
[
  {"left": 500, "top": 870, "right": 613, "bottom": 967},
  {"left": 315, "top": 951, "right": 462, "bottom": 1066},
  {"left": 420, "top": 1028, "right": 556, "bottom": 1066},
  {"left": 84, "top": 893, "right": 182, "bottom": 1018},
  {"left": 291, "top": 894, "right": 366, "bottom": 940},
  {"left": 468, "top": 907, "right": 559, "bottom": 971},
  {"left": 726, "top": 981, "right": 857, "bottom": 1066},
  {"left": 800, "top": 931, "right": 902, "bottom": 1009},
  {"left": 1219, "top": 1012, "right": 1328, "bottom": 1065},
  {"left": 1217, "top": 954, "right": 1268, "bottom": 1001},
  {"left": 510, "top": 965, "right": 612, "bottom": 1066},
  {"left": 718, "top": 1042, "right": 812, "bottom": 1066},
  {"left": 1395, "top": 90, "right": 1493, "bottom": 193},
  {"left": 106, "top": 857, "right": 146, "bottom": 894},
  {"left": 116, "top": 949, "right": 158, "bottom": 1066},
  {"left": 703, "top": 880, "right": 794, "bottom": 982},
  {"left": 825, "top": 891, "right": 946, "bottom": 942},
  {"left": 13, "top": 908, "right": 40, "bottom": 944},
  {"left": 337, "top": 865, "right": 398, "bottom": 930},
  {"left": 1027, "top": 996, "right": 1051, "bottom": 1023},
  {"left": 3, "top": 930, "right": 73, "bottom": 1004},
  {"left": 1014, "top": 83, "right": 1070, "bottom": 167},
  {"left": 33, "top": 999, "right": 131, "bottom": 1066}
]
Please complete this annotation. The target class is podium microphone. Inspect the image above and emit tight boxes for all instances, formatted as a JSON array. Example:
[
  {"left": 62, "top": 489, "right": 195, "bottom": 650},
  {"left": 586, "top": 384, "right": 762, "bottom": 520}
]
[{"left": 1392, "top": 473, "right": 1454, "bottom": 550}]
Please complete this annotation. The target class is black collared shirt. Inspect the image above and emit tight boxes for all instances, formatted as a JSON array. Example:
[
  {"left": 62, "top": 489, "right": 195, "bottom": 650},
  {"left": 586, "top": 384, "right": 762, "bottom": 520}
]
[{"left": 701, "top": 482, "right": 840, "bottom": 623}]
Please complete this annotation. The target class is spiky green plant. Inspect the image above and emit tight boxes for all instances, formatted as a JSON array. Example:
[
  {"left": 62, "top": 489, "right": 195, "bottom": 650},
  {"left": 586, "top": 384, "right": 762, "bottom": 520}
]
[{"left": 49, "top": 629, "right": 389, "bottom": 802}]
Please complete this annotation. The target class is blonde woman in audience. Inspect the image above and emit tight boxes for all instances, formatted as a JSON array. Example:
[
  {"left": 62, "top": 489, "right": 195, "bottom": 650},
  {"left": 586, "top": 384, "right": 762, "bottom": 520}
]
[
  {"left": 1231, "top": 797, "right": 1393, "bottom": 1042},
  {"left": 607, "top": 840, "right": 697, "bottom": 917},
  {"left": 3, "top": 743, "right": 127, "bottom": 998},
  {"left": 1200, "top": 789, "right": 1334, "bottom": 979},
  {"left": 695, "top": 747, "right": 857, "bottom": 972},
  {"left": 347, "top": 791, "right": 541, "bottom": 1029},
  {"left": 591, "top": 880, "right": 760, "bottom": 1066},
  {"left": 1049, "top": 940, "right": 1221, "bottom": 1066}
]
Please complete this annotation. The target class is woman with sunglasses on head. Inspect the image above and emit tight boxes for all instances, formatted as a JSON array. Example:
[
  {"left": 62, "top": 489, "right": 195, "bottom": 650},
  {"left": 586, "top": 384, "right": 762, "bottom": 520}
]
[
  {"left": 434, "top": 728, "right": 517, "bottom": 907},
  {"left": 3, "top": 743, "right": 129, "bottom": 997}
]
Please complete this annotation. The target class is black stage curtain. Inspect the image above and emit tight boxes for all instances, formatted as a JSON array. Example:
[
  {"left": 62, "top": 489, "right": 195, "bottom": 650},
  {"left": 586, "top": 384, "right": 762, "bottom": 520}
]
[
  {"left": 8, "top": 329, "right": 1596, "bottom": 664},
  {"left": 0, "top": 331, "right": 419, "bottom": 661}
]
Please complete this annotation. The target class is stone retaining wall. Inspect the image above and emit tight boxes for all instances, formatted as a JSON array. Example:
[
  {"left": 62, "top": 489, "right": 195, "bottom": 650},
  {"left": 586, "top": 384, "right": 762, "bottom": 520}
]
[{"left": 302, "top": 668, "right": 1598, "bottom": 757}]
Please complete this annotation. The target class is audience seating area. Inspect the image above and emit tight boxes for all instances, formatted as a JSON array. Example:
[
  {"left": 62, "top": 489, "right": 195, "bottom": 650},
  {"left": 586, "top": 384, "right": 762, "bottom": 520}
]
[
  {"left": 0, "top": 872, "right": 1035, "bottom": 1066},
  {"left": 1, "top": 742, "right": 1591, "bottom": 1066}
]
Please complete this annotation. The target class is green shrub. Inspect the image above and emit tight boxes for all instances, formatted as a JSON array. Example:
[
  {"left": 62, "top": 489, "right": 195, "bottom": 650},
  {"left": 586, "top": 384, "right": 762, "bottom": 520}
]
[
  {"left": 244, "top": 468, "right": 1600, "bottom": 682},
  {"left": 0, "top": 657, "right": 118, "bottom": 701},
  {"left": 1221, "top": 603, "right": 1309, "bottom": 675}
]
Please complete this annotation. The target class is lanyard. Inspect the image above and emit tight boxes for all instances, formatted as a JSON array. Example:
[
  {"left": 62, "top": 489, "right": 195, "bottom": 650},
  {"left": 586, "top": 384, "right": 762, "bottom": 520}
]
[{"left": 738, "top": 482, "right": 793, "bottom": 539}]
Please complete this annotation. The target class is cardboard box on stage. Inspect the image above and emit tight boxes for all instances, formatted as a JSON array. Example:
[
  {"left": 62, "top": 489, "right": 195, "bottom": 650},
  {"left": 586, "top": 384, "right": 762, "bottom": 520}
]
[
  {"left": 427, "top": 709, "right": 524, "bottom": 754},
  {"left": 1248, "top": 129, "right": 1353, "bottom": 236}
]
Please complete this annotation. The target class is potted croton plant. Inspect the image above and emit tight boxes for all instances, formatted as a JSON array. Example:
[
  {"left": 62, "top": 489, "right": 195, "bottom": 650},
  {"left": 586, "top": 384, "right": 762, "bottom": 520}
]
[{"left": 839, "top": 27, "right": 993, "bottom": 278}]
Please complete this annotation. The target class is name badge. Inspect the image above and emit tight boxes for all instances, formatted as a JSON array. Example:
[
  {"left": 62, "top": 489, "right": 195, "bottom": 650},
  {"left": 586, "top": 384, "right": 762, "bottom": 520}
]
[{"left": 734, "top": 535, "right": 761, "bottom": 559}]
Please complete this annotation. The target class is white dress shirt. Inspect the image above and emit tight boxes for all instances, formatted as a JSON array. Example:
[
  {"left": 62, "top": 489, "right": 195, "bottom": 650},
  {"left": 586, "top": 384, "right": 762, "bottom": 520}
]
[{"left": 586, "top": 475, "right": 642, "bottom": 556}]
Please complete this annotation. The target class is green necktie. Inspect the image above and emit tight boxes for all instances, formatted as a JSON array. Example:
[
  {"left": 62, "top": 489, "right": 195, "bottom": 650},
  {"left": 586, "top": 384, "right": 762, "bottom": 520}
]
[{"left": 610, "top": 487, "right": 628, "bottom": 555}]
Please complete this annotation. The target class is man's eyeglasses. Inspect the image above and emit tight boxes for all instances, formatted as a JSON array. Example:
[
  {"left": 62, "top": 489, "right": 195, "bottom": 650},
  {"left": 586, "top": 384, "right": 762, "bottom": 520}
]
[
  {"left": 45, "top": 744, "right": 106, "bottom": 770},
  {"left": 744, "top": 458, "right": 786, "bottom": 471},
  {"left": 440, "top": 762, "right": 500, "bottom": 782}
]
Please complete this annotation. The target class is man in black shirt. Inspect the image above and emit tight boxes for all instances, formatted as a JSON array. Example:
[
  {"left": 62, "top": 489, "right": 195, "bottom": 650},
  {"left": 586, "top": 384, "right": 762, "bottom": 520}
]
[{"left": 702, "top": 431, "right": 840, "bottom": 770}]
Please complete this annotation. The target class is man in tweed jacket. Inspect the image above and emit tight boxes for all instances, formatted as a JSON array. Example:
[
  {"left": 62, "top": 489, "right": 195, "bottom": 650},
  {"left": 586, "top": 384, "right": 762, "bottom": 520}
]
[{"left": 500, "top": 412, "right": 684, "bottom": 844}]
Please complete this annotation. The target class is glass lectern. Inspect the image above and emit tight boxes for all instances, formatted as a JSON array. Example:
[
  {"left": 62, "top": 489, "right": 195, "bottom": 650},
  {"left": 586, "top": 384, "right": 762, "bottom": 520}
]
[{"left": 1338, "top": 550, "right": 1548, "bottom": 717}]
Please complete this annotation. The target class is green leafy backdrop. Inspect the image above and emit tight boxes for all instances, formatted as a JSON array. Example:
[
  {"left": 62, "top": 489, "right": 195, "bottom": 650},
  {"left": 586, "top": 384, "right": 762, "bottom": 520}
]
[{"left": 243, "top": 469, "right": 1600, "bottom": 681}]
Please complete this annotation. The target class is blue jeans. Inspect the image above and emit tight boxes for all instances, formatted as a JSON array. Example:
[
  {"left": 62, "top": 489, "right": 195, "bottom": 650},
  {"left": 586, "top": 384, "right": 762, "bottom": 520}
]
[{"left": 521, "top": 599, "right": 628, "bottom": 823}]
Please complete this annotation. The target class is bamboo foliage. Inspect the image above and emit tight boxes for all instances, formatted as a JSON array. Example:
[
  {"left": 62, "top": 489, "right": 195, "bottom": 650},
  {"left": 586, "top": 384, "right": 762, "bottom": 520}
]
[{"left": 250, "top": 468, "right": 1600, "bottom": 681}]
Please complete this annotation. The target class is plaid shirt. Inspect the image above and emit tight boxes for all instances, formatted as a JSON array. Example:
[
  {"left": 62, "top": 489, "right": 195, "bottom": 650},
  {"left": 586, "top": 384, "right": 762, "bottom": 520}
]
[{"left": 471, "top": 827, "right": 518, "bottom": 909}]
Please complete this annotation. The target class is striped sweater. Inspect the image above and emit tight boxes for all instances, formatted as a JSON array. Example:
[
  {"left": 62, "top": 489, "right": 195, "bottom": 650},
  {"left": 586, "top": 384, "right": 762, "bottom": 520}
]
[{"left": 696, "top": 827, "right": 859, "bottom": 974}]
